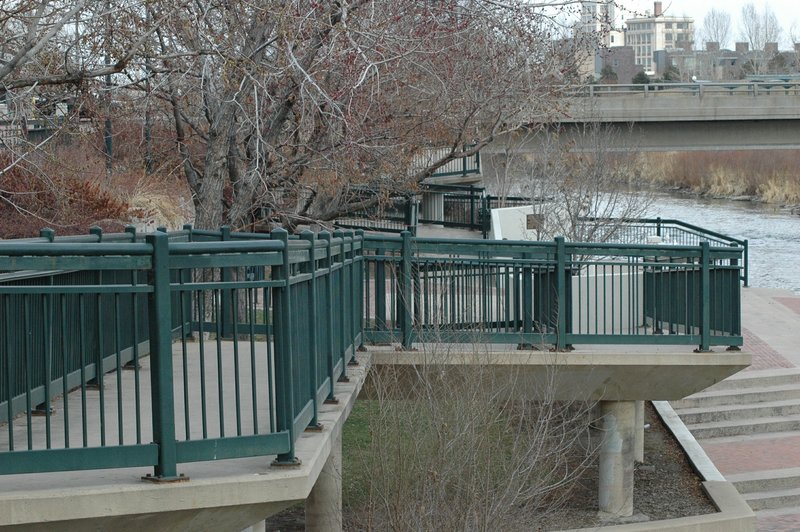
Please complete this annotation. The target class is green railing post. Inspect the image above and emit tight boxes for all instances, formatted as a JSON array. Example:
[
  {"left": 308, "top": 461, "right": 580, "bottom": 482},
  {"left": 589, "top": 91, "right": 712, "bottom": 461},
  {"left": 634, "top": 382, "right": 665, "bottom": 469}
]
[
  {"left": 35, "top": 228, "right": 54, "bottom": 414},
  {"left": 342, "top": 230, "right": 353, "bottom": 364},
  {"left": 698, "top": 241, "right": 711, "bottom": 352},
  {"left": 319, "top": 231, "right": 337, "bottom": 401},
  {"left": 656, "top": 217, "right": 662, "bottom": 237},
  {"left": 522, "top": 252, "right": 533, "bottom": 342},
  {"left": 145, "top": 230, "right": 182, "bottom": 480},
  {"left": 353, "top": 229, "right": 367, "bottom": 351},
  {"left": 404, "top": 200, "right": 418, "bottom": 236},
  {"left": 300, "top": 230, "right": 321, "bottom": 429},
  {"left": 375, "top": 244, "right": 387, "bottom": 332},
  {"left": 555, "top": 236, "right": 567, "bottom": 351},
  {"left": 481, "top": 195, "right": 490, "bottom": 238},
  {"left": 462, "top": 145, "right": 468, "bottom": 176},
  {"left": 345, "top": 231, "right": 357, "bottom": 364},
  {"left": 400, "top": 230, "right": 413, "bottom": 350},
  {"left": 743, "top": 239, "right": 749, "bottom": 287},
  {"left": 333, "top": 230, "right": 347, "bottom": 374},
  {"left": 270, "top": 228, "right": 299, "bottom": 465},
  {"left": 220, "top": 226, "right": 233, "bottom": 338},
  {"left": 469, "top": 185, "right": 476, "bottom": 227},
  {"left": 39, "top": 228, "right": 54, "bottom": 242},
  {"left": 86, "top": 226, "right": 105, "bottom": 390},
  {"left": 125, "top": 225, "right": 137, "bottom": 241}
]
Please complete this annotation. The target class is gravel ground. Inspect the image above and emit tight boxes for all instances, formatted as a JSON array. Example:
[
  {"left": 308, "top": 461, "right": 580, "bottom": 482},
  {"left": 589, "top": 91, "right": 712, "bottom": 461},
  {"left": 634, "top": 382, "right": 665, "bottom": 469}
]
[
  {"left": 262, "top": 402, "right": 716, "bottom": 531},
  {"left": 536, "top": 402, "right": 717, "bottom": 531}
]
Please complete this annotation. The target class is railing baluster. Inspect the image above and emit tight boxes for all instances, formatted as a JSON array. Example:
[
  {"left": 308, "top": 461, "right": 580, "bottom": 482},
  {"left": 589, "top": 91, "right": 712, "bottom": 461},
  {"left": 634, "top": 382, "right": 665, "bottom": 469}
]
[
  {"left": 400, "top": 231, "right": 413, "bottom": 350},
  {"left": 300, "top": 230, "right": 321, "bottom": 429},
  {"left": 270, "top": 228, "right": 299, "bottom": 465},
  {"left": 145, "top": 230, "right": 181, "bottom": 480},
  {"left": 555, "top": 237, "right": 567, "bottom": 351},
  {"left": 699, "top": 241, "right": 711, "bottom": 352}
]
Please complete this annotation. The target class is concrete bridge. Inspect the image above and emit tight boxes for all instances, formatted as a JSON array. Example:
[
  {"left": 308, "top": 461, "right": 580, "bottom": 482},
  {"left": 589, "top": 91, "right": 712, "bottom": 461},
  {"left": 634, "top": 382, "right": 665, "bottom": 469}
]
[{"left": 508, "top": 82, "right": 800, "bottom": 152}]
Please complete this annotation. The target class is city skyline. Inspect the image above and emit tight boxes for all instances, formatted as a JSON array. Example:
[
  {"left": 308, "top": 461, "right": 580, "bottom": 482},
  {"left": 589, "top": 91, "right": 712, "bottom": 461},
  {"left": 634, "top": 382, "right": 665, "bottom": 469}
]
[{"left": 624, "top": 1, "right": 800, "bottom": 47}]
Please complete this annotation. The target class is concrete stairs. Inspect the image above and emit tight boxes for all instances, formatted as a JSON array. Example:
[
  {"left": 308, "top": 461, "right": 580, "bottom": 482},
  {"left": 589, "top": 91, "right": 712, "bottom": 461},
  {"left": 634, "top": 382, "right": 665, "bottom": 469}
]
[
  {"left": 728, "top": 468, "right": 800, "bottom": 511},
  {"left": 672, "top": 368, "right": 800, "bottom": 515}
]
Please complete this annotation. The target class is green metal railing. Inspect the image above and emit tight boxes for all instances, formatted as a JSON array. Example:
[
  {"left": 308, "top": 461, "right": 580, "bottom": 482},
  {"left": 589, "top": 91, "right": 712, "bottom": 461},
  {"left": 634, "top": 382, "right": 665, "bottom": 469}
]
[
  {"left": 414, "top": 146, "right": 481, "bottom": 179},
  {"left": 362, "top": 232, "right": 743, "bottom": 352},
  {"left": 0, "top": 226, "right": 363, "bottom": 478},
  {"left": 0, "top": 221, "right": 743, "bottom": 479},
  {"left": 335, "top": 196, "right": 418, "bottom": 235},
  {"left": 579, "top": 217, "right": 749, "bottom": 286}
]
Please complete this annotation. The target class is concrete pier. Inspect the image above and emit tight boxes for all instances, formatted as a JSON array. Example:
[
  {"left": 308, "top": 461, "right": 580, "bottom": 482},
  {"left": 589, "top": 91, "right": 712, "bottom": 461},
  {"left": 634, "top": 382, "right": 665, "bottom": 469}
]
[
  {"left": 305, "top": 432, "right": 343, "bottom": 531},
  {"left": 634, "top": 400, "right": 645, "bottom": 463},
  {"left": 598, "top": 400, "right": 636, "bottom": 517}
]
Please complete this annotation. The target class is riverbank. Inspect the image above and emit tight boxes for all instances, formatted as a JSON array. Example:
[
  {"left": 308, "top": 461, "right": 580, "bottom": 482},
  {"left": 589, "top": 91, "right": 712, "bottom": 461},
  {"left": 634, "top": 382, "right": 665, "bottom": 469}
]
[{"left": 641, "top": 150, "right": 800, "bottom": 209}]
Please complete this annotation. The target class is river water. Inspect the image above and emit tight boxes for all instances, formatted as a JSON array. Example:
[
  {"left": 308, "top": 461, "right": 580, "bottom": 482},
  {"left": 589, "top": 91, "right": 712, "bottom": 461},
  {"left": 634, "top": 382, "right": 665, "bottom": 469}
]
[{"left": 643, "top": 192, "right": 800, "bottom": 294}]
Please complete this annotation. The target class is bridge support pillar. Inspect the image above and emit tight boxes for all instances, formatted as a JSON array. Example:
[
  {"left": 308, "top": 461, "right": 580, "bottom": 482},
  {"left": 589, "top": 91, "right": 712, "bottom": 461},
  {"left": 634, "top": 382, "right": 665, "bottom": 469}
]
[
  {"left": 598, "top": 400, "right": 635, "bottom": 517},
  {"left": 421, "top": 191, "right": 444, "bottom": 224},
  {"left": 634, "top": 400, "right": 645, "bottom": 463},
  {"left": 305, "top": 431, "right": 343, "bottom": 531}
]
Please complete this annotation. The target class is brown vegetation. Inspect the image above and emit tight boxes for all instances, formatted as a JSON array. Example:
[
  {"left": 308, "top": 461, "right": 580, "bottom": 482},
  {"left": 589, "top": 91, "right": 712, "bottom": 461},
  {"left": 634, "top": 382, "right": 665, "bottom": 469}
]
[
  {"left": 0, "top": 151, "right": 129, "bottom": 238},
  {"left": 0, "top": 116, "right": 192, "bottom": 239},
  {"left": 344, "top": 352, "right": 599, "bottom": 531},
  {"left": 644, "top": 150, "right": 800, "bottom": 204}
]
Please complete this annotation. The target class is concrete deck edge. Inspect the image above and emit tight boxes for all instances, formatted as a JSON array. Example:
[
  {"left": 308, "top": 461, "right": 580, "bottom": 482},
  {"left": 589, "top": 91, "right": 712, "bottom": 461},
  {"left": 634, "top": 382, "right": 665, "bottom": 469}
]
[
  {"left": 368, "top": 350, "right": 751, "bottom": 401},
  {"left": 0, "top": 354, "right": 372, "bottom": 528},
  {"left": 372, "top": 351, "right": 753, "bottom": 367}
]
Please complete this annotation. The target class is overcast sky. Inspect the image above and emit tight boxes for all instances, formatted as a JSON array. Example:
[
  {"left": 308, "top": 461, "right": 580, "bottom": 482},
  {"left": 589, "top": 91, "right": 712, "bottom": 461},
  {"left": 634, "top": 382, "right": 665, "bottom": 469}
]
[{"left": 623, "top": 0, "right": 800, "bottom": 47}]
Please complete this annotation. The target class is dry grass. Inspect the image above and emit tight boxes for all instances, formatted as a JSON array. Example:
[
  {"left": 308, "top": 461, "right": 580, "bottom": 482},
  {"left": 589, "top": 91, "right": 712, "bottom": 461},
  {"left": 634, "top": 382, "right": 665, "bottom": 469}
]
[
  {"left": 644, "top": 151, "right": 800, "bottom": 204},
  {"left": 123, "top": 175, "right": 194, "bottom": 230}
]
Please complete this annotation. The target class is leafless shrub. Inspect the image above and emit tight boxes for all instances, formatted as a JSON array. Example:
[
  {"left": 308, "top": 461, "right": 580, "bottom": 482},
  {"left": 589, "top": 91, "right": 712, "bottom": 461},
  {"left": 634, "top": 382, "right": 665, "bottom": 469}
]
[{"left": 346, "top": 342, "right": 600, "bottom": 531}]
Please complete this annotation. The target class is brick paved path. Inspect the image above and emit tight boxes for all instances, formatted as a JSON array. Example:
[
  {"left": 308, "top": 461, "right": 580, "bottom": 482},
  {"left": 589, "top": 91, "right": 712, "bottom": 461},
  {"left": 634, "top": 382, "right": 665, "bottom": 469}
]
[
  {"left": 690, "top": 289, "right": 800, "bottom": 531},
  {"left": 742, "top": 328, "right": 794, "bottom": 371}
]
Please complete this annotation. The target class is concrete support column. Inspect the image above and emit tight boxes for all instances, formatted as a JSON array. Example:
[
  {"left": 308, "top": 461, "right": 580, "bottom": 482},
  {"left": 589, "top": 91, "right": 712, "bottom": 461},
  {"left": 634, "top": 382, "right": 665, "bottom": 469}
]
[
  {"left": 598, "top": 400, "right": 636, "bottom": 517},
  {"left": 305, "top": 431, "right": 342, "bottom": 531},
  {"left": 244, "top": 521, "right": 266, "bottom": 532},
  {"left": 421, "top": 192, "right": 444, "bottom": 224},
  {"left": 634, "top": 400, "right": 645, "bottom": 463}
]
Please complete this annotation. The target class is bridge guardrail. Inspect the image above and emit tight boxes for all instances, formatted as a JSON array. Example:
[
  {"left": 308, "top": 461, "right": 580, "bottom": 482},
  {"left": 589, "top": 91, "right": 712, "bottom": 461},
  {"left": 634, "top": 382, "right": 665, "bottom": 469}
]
[
  {"left": 573, "top": 82, "right": 800, "bottom": 98},
  {"left": 0, "top": 226, "right": 364, "bottom": 478}
]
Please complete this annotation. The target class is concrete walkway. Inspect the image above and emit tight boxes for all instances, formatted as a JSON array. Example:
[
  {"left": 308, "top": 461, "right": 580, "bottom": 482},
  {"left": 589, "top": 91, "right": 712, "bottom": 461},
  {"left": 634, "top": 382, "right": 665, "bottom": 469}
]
[{"left": 672, "top": 288, "right": 800, "bottom": 532}]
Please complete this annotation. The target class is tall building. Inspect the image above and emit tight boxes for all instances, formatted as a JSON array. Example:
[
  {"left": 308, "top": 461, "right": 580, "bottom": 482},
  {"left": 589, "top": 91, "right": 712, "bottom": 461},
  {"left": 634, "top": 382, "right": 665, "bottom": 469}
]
[
  {"left": 577, "top": 1, "right": 624, "bottom": 80},
  {"left": 625, "top": 1, "right": 694, "bottom": 74},
  {"left": 580, "top": 1, "right": 617, "bottom": 47}
]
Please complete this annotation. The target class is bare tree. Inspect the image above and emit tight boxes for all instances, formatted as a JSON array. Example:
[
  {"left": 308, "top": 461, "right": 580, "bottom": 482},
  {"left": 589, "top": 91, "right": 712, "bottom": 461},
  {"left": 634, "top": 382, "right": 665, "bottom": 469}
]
[
  {"left": 484, "top": 122, "right": 651, "bottom": 243},
  {"left": 739, "top": 3, "right": 781, "bottom": 74},
  {"left": 0, "top": 1, "right": 603, "bottom": 232},
  {"left": 147, "top": 1, "right": 598, "bottom": 229},
  {"left": 702, "top": 8, "right": 731, "bottom": 49}
]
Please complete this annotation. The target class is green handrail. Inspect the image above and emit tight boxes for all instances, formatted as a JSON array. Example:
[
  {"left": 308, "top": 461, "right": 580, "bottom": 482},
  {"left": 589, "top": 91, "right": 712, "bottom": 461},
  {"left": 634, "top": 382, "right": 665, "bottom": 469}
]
[{"left": 0, "top": 222, "right": 742, "bottom": 479}]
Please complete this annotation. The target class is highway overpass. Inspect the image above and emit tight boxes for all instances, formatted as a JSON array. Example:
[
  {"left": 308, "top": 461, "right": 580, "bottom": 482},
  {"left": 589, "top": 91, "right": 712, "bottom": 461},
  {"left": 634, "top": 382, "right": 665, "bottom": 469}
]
[{"left": 500, "top": 82, "right": 800, "bottom": 152}]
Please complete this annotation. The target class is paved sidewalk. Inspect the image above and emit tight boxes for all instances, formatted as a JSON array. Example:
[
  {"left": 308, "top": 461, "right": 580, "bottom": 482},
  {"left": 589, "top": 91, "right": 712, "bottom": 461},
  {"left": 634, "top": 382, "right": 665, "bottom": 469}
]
[{"left": 694, "top": 288, "right": 800, "bottom": 532}]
